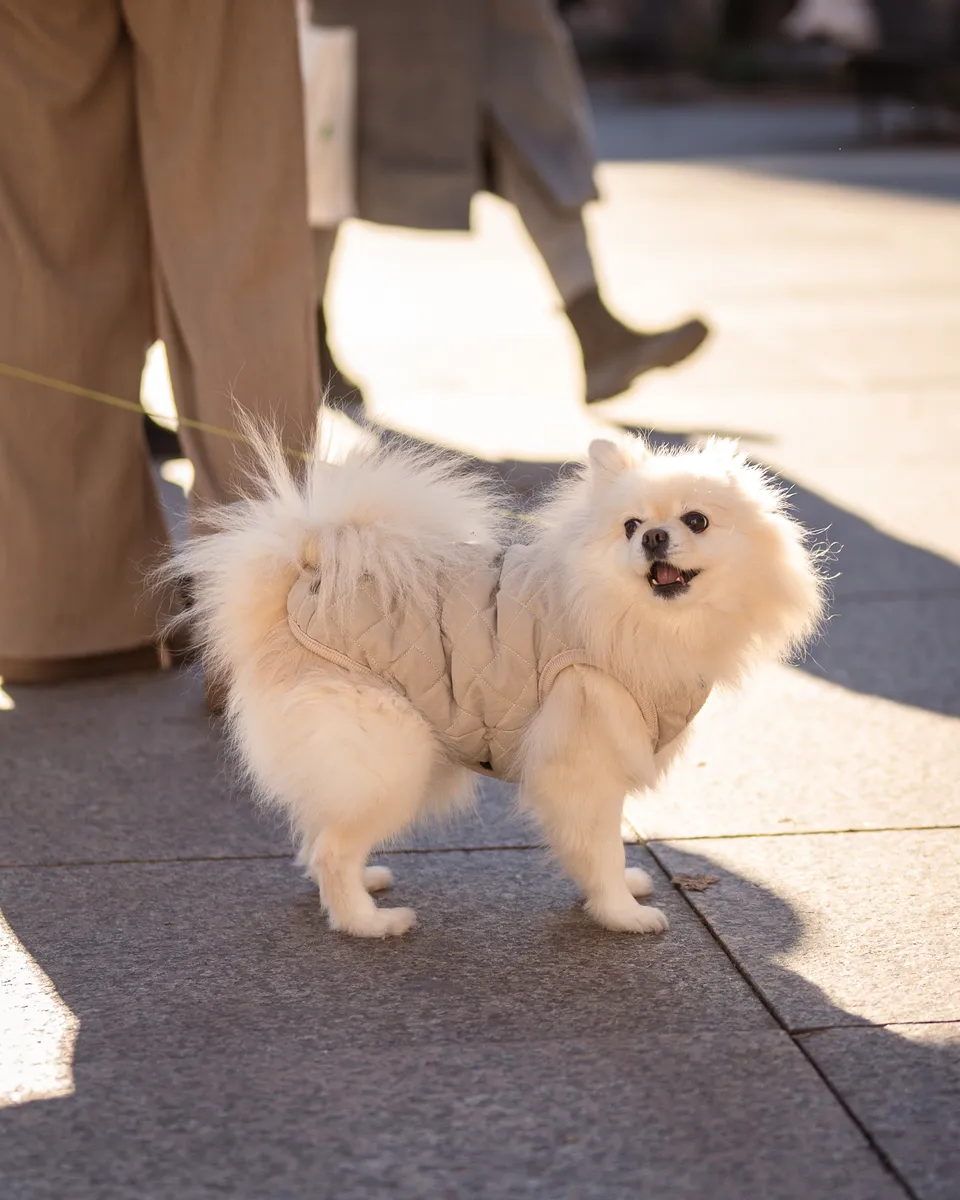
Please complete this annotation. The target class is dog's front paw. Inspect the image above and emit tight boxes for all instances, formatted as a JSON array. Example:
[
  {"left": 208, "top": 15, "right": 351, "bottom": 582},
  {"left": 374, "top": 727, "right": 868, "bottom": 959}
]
[
  {"left": 363, "top": 865, "right": 394, "bottom": 893},
  {"left": 587, "top": 897, "right": 669, "bottom": 935},
  {"left": 624, "top": 867, "right": 654, "bottom": 897}
]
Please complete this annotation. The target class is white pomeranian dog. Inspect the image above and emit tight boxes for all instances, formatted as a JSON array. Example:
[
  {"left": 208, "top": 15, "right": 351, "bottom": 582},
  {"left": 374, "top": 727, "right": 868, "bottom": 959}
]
[{"left": 177, "top": 423, "right": 824, "bottom": 939}]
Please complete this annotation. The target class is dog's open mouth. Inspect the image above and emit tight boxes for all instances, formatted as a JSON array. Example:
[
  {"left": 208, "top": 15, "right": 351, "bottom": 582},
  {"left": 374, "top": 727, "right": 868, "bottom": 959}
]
[{"left": 647, "top": 561, "right": 700, "bottom": 598}]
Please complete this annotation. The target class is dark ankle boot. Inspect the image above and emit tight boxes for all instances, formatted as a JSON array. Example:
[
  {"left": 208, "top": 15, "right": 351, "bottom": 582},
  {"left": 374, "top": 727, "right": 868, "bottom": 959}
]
[
  {"left": 144, "top": 413, "right": 183, "bottom": 459},
  {"left": 565, "top": 287, "right": 709, "bottom": 405},
  {"left": 317, "top": 306, "right": 364, "bottom": 413}
]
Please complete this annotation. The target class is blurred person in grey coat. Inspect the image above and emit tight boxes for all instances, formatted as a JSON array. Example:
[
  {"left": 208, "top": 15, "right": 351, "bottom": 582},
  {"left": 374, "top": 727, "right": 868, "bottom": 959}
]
[{"left": 310, "top": 0, "right": 709, "bottom": 409}]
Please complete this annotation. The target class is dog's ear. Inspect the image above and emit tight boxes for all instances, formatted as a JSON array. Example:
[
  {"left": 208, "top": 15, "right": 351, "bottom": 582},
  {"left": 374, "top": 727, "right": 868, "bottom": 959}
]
[
  {"left": 698, "top": 436, "right": 782, "bottom": 509},
  {"left": 699, "top": 436, "right": 741, "bottom": 470},
  {"left": 588, "top": 439, "right": 635, "bottom": 481}
]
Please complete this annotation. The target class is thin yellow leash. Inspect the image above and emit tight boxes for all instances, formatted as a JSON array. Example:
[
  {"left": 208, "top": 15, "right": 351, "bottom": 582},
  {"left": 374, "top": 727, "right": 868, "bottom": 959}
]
[
  {"left": 0, "top": 359, "right": 537, "bottom": 518},
  {"left": 0, "top": 360, "right": 258, "bottom": 446}
]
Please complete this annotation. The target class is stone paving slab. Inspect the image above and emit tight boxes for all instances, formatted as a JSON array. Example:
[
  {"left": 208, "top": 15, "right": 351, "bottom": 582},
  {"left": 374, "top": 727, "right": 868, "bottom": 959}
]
[
  {"left": 801, "top": 594, "right": 960, "bottom": 716},
  {"left": 0, "top": 670, "right": 538, "bottom": 865},
  {"left": 800, "top": 1023, "right": 960, "bottom": 1200},
  {"left": 0, "top": 850, "right": 771, "bottom": 1074},
  {"left": 651, "top": 831, "right": 960, "bottom": 1029},
  {"left": 393, "top": 777, "right": 540, "bottom": 852},
  {"left": 0, "top": 1031, "right": 906, "bottom": 1200},
  {"left": 626, "top": 657, "right": 960, "bottom": 841},
  {"left": 0, "top": 670, "right": 286, "bottom": 866},
  {"left": 782, "top": 480, "right": 960, "bottom": 605},
  {"left": 394, "top": 780, "right": 638, "bottom": 851}
]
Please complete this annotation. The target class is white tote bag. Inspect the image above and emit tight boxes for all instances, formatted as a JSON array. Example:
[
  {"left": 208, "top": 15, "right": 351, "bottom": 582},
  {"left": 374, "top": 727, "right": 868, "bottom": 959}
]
[
  {"left": 296, "top": 2, "right": 357, "bottom": 228},
  {"left": 782, "top": 0, "right": 880, "bottom": 53}
]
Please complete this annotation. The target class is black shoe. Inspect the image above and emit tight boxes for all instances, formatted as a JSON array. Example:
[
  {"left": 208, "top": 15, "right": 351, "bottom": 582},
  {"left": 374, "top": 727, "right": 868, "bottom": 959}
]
[
  {"left": 144, "top": 413, "right": 183, "bottom": 459},
  {"left": 565, "top": 286, "right": 709, "bottom": 405}
]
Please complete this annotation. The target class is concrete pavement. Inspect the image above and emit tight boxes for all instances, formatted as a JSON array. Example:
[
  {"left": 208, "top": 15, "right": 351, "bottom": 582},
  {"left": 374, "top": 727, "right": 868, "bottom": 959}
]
[{"left": 2, "top": 97, "right": 959, "bottom": 1198}]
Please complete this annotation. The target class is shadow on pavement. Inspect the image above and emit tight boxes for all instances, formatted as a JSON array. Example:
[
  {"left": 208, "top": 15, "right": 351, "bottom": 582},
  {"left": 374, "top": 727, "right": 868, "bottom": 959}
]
[
  {"left": 592, "top": 96, "right": 960, "bottom": 206},
  {"left": 0, "top": 841, "right": 954, "bottom": 1198},
  {"left": 650, "top": 843, "right": 960, "bottom": 1200},
  {"left": 725, "top": 157, "right": 960, "bottom": 205}
]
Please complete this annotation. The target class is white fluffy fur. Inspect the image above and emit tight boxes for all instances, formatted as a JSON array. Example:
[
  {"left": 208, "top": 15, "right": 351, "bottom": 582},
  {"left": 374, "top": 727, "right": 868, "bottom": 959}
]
[{"left": 176, "top": 422, "right": 824, "bottom": 938}]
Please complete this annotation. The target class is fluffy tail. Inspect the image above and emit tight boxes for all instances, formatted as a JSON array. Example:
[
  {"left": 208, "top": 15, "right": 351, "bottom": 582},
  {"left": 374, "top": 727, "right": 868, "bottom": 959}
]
[{"left": 170, "top": 417, "right": 506, "bottom": 680}]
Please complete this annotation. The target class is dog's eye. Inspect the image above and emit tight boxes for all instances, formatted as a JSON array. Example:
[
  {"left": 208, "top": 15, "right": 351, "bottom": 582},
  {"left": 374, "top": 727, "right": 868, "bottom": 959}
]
[
  {"left": 624, "top": 518, "right": 643, "bottom": 539},
  {"left": 681, "top": 511, "right": 709, "bottom": 534}
]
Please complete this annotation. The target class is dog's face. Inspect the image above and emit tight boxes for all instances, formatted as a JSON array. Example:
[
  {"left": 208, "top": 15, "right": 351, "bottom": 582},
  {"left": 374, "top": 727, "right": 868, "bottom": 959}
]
[
  {"left": 591, "top": 439, "right": 755, "bottom": 613},
  {"left": 574, "top": 438, "right": 824, "bottom": 661}
]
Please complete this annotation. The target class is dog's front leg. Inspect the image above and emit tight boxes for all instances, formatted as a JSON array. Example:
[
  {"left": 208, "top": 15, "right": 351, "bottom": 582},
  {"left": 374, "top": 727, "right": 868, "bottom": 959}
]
[{"left": 521, "top": 668, "right": 668, "bottom": 935}]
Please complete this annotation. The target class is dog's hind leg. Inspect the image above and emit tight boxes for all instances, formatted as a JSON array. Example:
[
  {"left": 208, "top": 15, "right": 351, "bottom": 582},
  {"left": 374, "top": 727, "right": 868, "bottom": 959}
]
[
  {"left": 299, "top": 688, "right": 442, "bottom": 938},
  {"left": 314, "top": 760, "right": 472, "bottom": 910},
  {"left": 311, "top": 825, "right": 416, "bottom": 938},
  {"left": 298, "top": 841, "right": 394, "bottom": 894}
]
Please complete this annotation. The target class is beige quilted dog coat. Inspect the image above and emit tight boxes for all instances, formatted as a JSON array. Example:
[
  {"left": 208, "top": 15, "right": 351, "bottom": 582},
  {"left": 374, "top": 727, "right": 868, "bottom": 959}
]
[{"left": 287, "top": 544, "right": 709, "bottom": 782}]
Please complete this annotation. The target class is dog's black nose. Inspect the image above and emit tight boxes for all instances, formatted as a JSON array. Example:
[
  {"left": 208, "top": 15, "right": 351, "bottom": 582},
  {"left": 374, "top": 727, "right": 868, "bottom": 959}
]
[{"left": 641, "top": 527, "right": 670, "bottom": 555}]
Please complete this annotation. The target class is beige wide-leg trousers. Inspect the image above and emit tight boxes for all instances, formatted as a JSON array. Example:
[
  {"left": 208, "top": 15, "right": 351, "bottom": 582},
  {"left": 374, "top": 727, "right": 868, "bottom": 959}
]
[{"left": 0, "top": 0, "right": 318, "bottom": 660}]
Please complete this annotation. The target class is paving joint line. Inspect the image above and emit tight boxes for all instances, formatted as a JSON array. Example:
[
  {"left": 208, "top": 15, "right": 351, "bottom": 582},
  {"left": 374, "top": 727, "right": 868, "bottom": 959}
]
[
  {"left": 0, "top": 852, "right": 292, "bottom": 871},
  {"left": 644, "top": 841, "right": 922, "bottom": 1200},
  {"left": 644, "top": 823, "right": 960, "bottom": 843},
  {"left": 4, "top": 827, "right": 955, "bottom": 868},
  {"left": 381, "top": 843, "right": 545, "bottom": 855},
  {"left": 0, "top": 843, "right": 547, "bottom": 871},
  {"left": 793, "top": 1018, "right": 960, "bottom": 1035}
]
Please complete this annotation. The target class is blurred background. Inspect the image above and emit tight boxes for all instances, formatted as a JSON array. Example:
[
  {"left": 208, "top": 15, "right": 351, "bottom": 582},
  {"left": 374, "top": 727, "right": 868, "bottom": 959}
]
[
  {"left": 562, "top": 0, "right": 960, "bottom": 131},
  {"left": 3, "top": 5, "right": 959, "bottom": 1195}
]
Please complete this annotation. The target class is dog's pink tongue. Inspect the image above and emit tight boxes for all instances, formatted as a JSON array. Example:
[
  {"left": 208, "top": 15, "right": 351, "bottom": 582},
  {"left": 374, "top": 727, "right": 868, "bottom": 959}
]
[{"left": 655, "top": 563, "right": 683, "bottom": 585}]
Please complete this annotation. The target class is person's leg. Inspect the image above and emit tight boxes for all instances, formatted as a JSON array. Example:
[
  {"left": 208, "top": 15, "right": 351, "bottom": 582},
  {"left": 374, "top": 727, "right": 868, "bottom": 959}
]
[
  {"left": 123, "top": 0, "right": 320, "bottom": 510},
  {"left": 491, "top": 132, "right": 598, "bottom": 307},
  {"left": 313, "top": 227, "right": 338, "bottom": 302},
  {"left": 0, "top": 0, "right": 174, "bottom": 674},
  {"left": 493, "top": 132, "right": 709, "bottom": 404},
  {"left": 312, "top": 225, "right": 363, "bottom": 411}
]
